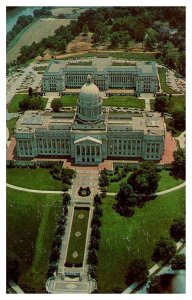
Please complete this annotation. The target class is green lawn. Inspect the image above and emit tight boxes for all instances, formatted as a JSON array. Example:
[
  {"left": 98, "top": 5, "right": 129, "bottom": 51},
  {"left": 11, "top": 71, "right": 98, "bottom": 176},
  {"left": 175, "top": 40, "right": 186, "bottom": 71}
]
[
  {"left": 150, "top": 95, "right": 185, "bottom": 113},
  {"left": 103, "top": 96, "right": 145, "bottom": 108},
  {"left": 7, "top": 188, "right": 62, "bottom": 292},
  {"left": 169, "top": 95, "right": 185, "bottom": 112},
  {"left": 6, "top": 168, "right": 63, "bottom": 191},
  {"left": 54, "top": 95, "right": 78, "bottom": 107},
  {"left": 96, "top": 188, "right": 185, "bottom": 292},
  {"left": 6, "top": 117, "right": 19, "bottom": 139},
  {"left": 66, "top": 208, "right": 89, "bottom": 265},
  {"left": 158, "top": 170, "right": 184, "bottom": 192},
  {"left": 107, "top": 170, "right": 183, "bottom": 194},
  {"left": 158, "top": 68, "right": 180, "bottom": 94},
  {"left": 7, "top": 94, "right": 48, "bottom": 112}
]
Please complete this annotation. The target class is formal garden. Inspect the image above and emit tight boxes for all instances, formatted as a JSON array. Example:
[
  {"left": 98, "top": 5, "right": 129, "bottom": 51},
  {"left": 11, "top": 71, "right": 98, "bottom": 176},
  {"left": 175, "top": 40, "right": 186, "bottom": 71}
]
[
  {"left": 7, "top": 188, "right": 62, "bottom": 292},
  {"left": 65, "top": 207, "right": 90, "bottom": 267}
]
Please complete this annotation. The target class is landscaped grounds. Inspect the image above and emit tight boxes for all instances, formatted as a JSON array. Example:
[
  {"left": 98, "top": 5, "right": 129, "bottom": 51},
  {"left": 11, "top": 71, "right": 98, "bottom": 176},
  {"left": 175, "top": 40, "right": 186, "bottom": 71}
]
[
  {"left": 7, "top": 188, "right": 62, "bottom": 292},
  {"left": 7, "top": 94, "right": 48, "bottom": 112},
  {"left": 6, "top": 117, "right": 19, "bottom": 139},
  {"left": 6, "top": 168, "right": 63, "bottom": 191},
  {"left": 107, "top": 169, "right": 183, "bottom": 193},
  {"left": 96, "top": 188, "right": 185, "bottom": 292},
  {"left": 65, "top": 207, "right": 89, "bottom": 266}
]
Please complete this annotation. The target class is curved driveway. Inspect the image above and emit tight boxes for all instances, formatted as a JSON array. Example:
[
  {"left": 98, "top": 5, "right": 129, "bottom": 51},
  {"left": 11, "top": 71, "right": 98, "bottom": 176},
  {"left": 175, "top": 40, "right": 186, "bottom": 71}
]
[{"left": 6, "top": 182, "right": 185, "bottom": 195}]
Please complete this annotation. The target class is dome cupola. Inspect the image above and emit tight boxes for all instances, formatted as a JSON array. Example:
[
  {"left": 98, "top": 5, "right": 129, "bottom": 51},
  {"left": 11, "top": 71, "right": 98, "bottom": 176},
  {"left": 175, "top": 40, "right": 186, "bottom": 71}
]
[{"left": 77, "top": 75, "right": 103, "bottom": 122}]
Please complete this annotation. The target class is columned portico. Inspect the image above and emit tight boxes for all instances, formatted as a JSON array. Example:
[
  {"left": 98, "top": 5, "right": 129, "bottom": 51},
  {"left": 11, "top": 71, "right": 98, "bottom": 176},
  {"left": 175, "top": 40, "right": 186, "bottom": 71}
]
[{"left": 74, "top": 136, "right": 102, "bottom": 164}]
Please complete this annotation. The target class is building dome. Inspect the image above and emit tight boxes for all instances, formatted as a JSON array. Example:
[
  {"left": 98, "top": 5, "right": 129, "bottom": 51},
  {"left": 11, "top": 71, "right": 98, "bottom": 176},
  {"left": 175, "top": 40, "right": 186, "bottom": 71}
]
[{"left": 77, "top": 75, "right": 103, "bottom": 122}]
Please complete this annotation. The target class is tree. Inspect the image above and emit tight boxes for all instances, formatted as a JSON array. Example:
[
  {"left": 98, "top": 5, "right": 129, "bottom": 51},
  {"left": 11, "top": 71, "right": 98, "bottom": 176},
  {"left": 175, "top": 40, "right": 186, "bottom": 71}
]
[
  {"left": 114, "top": 183, "right": 136, "bottom": 217},
  {"left": 7, "top": 257, "right": 20, "bottom": 284},
  {"left": 82, "top": 24, "right": 89, "bottom": 36},
  {"left": 28, "top": 87, "right": 33, "bottom": 97},
  {"left": 145, "top": 28, "right": 158, "bottom": 49},
  {"left": 91, "top": 215, "right": 101, "bottom": 228},
  {"left": 172, "top": 110, "right": 185, "bottom": 131},
  {"left": 170, "top": 218, "right": 185, "bottom": 241},
  {"left": 127, "top": 259, "right": 149, "bottom": 282},
  {"left": 154, "top": 96, "right": 169, "bottom": 112},
  {"left": 171, "top": 148, "right": 185, "bottom": 179},
  {"left": 128, "top": 162, "right": 160, "bottom": 195},
  {"left": 91, "top": 226, "right": 100, "bottom": 239},
  {"left": 147, "top": 275, "right": 164, "bottom": 293},
  {"left": 151, "top": 236, "right": 176, "bottom": 263},
  {"left": 170, "top": 254, "right": 185, "bottom": 270},
  {"left": 89, "top": 236, "right": 99, "bottom": 251},
  {"left": 51, "top": 99, "right": 62, "bottom": 112},
  {"left": 94, "top": 194, "right": 101, "bottom": 205},
  {"left": 87, "top": 249, "right": 98, "bottom": 265},
  {"left": 98, "top": 173, "right": 109, "bottom": 187}
]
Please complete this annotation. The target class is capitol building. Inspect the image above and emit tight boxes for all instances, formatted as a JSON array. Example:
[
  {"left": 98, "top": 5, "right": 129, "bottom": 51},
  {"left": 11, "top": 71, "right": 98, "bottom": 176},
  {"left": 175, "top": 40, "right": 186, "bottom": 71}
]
[
  {"left": 42, "top": 57, "right": 159, "bottom": 95},
  {"left": 15, "top": 75, "right": 165, "bottom": 164}
]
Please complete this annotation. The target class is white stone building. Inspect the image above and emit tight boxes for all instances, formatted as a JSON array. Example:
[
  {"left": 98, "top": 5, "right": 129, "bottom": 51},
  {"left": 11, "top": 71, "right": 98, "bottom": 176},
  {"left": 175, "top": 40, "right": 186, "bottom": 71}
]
[{"left": 15, "top": 76, "right": 165, "bottom": 164}]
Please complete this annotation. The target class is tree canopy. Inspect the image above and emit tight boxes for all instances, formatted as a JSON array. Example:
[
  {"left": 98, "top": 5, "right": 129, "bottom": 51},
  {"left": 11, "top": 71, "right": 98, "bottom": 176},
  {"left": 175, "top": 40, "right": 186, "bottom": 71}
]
[
  {"left": 114, "top": 183, "right": 136, "bottom": 217},
  {"left": 151, "top": 236, "right": 176, "bottom": 263},
  {"left": 128, "top": 162, "right": 160, "bottom": 195},
  {"left": 126, "top": 259, "right": 149, "bottom": 283},
  {"left": 171, "top": 148, "right": 185, "bottom": 180},
  {"left": 51, "top": 99, "right": 62, "bottom": 112},
  {"left": 170, "top": 218, "right": 185, "bottom": 241},
  {"left": 170, "top": 254, "right": 185, "bottom": 270}
]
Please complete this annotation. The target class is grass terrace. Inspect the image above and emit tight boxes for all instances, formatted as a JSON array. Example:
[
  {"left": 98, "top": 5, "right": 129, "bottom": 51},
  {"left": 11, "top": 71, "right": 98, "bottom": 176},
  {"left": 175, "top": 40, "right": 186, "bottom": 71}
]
[
  {"left": 6, "top": 117, "right": 19, "bottom": 139},
  {"left": 7, "top": 188, "right": 62, "bottom": 292},
  {"left": 65, "top": 207, "right": 89, "bottom": 266},
  {"left": 68, "top": 60, "right": 92, "bottom": 66},
  {"left": 54, "top": 94, "right": 78, "bottom": 107},
  {"left": 103, "top": 96, "right": 145, "bottom": 108},
  {"left": 96, "top": 188, "right": 185, "bottom": 292},
  {"left": 158, "top": 68, "right": 180, "bottom": 94},
  {"left": 6, "top": 168, "right": 63, "bottom": 191}
]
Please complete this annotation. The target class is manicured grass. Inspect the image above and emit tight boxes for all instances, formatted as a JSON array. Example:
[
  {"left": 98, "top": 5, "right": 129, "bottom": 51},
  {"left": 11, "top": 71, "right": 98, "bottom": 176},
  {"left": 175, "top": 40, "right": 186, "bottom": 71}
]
[
  {"left": 158, "top": 170, "right": 184, "bottom": 192},
  {"left": 54, "top": 95, "right": 78, "bottom": 107},
  {"left": 96, "top": 188, "right": 185, "bottom": 292},
  {"left": 158, "top": 68, "right": 180, "bottom": 94},
  {"left": 103, "top": 96, "right": 145, "bottom": 108},
  {"left": 6, "top": 168, "right": 63, "bottom": 191},
  {"left": 7, "top": 188, "right": 62, "bottom": 292},
  {"left": 7, "top": 94, "right": 48, "bottom": 112},
  {"left": 6, "top": 117, "right": 19, "bottom": 139},
  {"left": 66, "top": 208, "right": 89, "bottom": 265}
]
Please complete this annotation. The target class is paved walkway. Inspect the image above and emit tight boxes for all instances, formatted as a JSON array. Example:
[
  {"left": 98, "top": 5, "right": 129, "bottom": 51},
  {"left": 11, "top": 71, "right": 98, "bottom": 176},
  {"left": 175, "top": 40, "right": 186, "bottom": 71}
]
[{"left": 6, "top": 181, "right": 185, "bottom": 195}]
